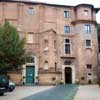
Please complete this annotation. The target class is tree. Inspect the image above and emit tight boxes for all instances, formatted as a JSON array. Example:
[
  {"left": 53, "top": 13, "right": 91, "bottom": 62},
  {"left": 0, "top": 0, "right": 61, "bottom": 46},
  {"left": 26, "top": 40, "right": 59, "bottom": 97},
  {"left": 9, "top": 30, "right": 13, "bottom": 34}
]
[
  {"left": 97, "top": 23, "right": 100, "bottom": 36},
  {"left": 97, "top": 23, "right": 100, "bottom": 85},
  {"left": 0, "top": 22, "right": 26, "bottom": 74},
  {"left": 97, "top": 24, "right": 100, "bottom": 52}
]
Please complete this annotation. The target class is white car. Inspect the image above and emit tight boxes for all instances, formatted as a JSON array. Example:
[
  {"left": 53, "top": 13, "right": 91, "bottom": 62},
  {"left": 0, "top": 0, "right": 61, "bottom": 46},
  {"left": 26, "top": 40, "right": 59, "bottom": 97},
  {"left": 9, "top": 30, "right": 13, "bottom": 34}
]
[{"left": 8, "top": 80, "right": 15, "bottom": 92}]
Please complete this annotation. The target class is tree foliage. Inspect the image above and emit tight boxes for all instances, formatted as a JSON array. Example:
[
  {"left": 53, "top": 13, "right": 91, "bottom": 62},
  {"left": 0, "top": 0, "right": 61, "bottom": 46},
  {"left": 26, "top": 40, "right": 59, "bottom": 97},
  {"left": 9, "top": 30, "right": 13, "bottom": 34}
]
[
  {"left": 97, "top": 23, "right": 100, "bottom": 52},
  {"left": 0, "top": 22, "right": 26, "bottom": 73},
  {"left": 97, "top": 23, "right": 100, "bottom": 84},
  {"left": 97, "top": 23, "right": 100, "bottom": 36}
]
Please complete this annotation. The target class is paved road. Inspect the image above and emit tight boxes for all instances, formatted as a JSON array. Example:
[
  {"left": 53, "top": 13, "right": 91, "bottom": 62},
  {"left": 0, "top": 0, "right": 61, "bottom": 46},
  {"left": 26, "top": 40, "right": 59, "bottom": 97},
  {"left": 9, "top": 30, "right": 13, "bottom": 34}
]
[
  {"left": 0, "top": 86, "right": 53, "bottom": 100},
  {"left": 21, "top": 85, "right": 78, "bottom": 100}
]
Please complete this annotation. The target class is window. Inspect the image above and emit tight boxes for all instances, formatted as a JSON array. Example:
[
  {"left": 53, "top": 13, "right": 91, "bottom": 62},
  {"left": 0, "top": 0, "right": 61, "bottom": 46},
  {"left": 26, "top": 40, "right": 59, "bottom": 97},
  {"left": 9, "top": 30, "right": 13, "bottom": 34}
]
[
  {"left": 87, "top": 64, "right": 92, "bottom": 69},
  {"left": 44, "top": 61, "right": 49, "bottom": 70},
  {"left": 28, "top": 7, "right": 34, "bottom": 15},
  {"left": 64, "top": 11, "right": 69, "bottom": 18},
  {"left": 85, "top": 25, "right": 91, "bottom": 33},
  {"left": 64, "top": 26, "right": 70, "bottom": 33},
  {"left": 27, "top": 32, "right": 33, "bottom": 43},
  {"left": 86, "top": 40, "right": 91, "bottom": 47},
  {"left": 65, "top": 39, "right": 70, "bottom": 43},
  {"left": 84, "top": 10, "right": 88, "bottom": 16},
  {"left": 44, "top": 40, "right": 48, "bottom": 51},
  {"left": 65, "top": 44, "right": 70, "bottom": 53},
  {"left": 64, "top": 39, "right": 71, "bottom": 54}
]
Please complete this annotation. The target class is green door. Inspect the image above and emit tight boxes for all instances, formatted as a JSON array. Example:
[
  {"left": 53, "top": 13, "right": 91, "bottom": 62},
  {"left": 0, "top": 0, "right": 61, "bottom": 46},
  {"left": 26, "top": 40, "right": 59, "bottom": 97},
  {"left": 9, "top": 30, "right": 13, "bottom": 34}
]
[{"left": 26, "top": 66, "right": 35, "bottom": 84}]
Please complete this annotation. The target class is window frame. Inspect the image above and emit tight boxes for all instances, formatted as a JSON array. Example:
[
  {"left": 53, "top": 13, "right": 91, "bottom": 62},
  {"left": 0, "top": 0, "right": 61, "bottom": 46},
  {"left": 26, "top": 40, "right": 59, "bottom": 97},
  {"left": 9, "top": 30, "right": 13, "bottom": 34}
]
[
  {"left": 87, "top": 64, "right": 92, "bottom": 69},
  {"left": 86, "top": 40, "right": 91, "bottom": 47},
  {"left": 28, "top": 7, "right": 34, "bottom": 15},
  {"left": 44, "top": 39, "right": 48, "bottom": 51},
  {"left": 84, "top": 10, "right": 88, "bottom": 16},
  {"left": 84, "top": 25, "right": 91, "bottom": 33},
  {"left": 27, "top": 32, "right": 34, "bottom": 44},
  {"left": 64, "top": 26, "right": 70, "bottom": 34},
  {"left": 64, "top": 11, "right": 70, "bottom": 18},
  {"left": 64, "top": 39, "right": 71, "bottom": 54},
  {"left": 44, "top": 61, "right": 49, "bottom": 70}
]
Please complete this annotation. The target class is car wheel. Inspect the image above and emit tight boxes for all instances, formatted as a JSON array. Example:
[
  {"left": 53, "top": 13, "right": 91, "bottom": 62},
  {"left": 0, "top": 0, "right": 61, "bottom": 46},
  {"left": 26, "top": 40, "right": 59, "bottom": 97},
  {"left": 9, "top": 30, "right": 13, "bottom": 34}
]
[{"left": 9, "top": 85, "right": 14, "bottom": 92}]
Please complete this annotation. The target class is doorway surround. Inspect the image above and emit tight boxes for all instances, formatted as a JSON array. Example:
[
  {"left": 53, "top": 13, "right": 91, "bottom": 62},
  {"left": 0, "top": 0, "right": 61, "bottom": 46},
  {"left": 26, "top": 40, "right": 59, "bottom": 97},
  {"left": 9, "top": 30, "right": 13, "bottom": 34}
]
[{"left": 62, "top": 65, "right": 75, "bottom": 84}]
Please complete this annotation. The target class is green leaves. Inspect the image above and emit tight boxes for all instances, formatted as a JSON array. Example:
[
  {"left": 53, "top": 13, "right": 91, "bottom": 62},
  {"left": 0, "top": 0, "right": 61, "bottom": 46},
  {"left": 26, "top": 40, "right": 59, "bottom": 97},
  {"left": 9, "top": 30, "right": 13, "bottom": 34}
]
[
  {"left": 97, "top": 24, "right": 100, "bottom": 36},
  {"left": 0, "top": 22, "right": 26, "bottom": 73},
  {"left": 97, "top": 24, "right": 100, "bottom": 52}
]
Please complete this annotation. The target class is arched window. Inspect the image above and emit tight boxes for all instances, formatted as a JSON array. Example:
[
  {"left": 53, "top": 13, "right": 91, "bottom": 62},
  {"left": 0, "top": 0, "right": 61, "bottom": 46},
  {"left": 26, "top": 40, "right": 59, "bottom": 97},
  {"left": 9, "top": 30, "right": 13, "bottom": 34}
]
[{"left": 26, "top": 56, "right": 34, "bottom": 63}]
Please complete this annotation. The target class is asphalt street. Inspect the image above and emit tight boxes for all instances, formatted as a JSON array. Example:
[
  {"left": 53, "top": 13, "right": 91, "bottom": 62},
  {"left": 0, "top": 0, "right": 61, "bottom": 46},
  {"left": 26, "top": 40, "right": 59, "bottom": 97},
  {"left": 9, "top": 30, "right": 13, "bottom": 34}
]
[{"left": 21, "top": 84, "right": 78, "bottom": 100}]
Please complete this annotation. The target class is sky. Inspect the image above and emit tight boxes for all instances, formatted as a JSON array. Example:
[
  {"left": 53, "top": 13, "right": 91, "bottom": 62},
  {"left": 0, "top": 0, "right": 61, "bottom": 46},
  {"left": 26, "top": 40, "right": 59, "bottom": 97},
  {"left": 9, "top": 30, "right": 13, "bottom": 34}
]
[{"left": 30, "top": 0, "right": 100, "bottom": 23}]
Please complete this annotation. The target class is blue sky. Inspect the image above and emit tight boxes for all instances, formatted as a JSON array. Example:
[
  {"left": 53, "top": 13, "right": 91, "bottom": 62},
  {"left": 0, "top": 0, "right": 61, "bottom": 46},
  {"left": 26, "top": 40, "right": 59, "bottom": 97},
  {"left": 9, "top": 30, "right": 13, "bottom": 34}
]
[{"left": 30, "top": 0, "right": 100, "bottom": 23}]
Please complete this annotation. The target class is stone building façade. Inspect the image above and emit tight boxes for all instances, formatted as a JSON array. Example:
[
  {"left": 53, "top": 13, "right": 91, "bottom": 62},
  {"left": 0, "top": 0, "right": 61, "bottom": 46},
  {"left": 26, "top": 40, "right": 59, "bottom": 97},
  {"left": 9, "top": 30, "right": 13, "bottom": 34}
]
[{"left": 0, "top": 0, "right": 100, "bottom": 85}]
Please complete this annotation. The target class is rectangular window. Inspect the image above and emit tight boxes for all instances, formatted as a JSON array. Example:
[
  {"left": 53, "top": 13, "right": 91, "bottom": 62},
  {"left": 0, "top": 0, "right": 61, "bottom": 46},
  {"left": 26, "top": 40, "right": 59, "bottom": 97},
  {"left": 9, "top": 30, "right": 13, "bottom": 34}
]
[
  {"left": 64, "top": 39, "right": 70, "bottom": 54},
  {"left": 85, "top": 25, "right": 91, "bottom": 33},
  {"left": 27, "top": 32, "right": 33, "bottom": 43},
  {"left": 87, "top": 64, "right": 92, "bottom": 69},
  {"left": 64, "top": 11, "right": 69, "bottom": 18},
  {"left": 44, "top": 40, "right": 48, "bottom": 51},
  {"left": 65, "top": 44, "right": 70, "bottom": 54},
  {"left": 64, "top": 26, "right": 70, "bottom": 33},
  {"left": 28, "top": 7, "right": 34, "bottom": 15},
  {"left": 65, "top": 39, "right": 70, "bottom": 43},
  {"left": 44, "top": 61, "right": 49, "bottom": 70},
  {"left": 84, "top": 10, "right": 88, "bottom": 16},
  {"left": 86, "top": 40, "right": 91, "bottom": 47}
]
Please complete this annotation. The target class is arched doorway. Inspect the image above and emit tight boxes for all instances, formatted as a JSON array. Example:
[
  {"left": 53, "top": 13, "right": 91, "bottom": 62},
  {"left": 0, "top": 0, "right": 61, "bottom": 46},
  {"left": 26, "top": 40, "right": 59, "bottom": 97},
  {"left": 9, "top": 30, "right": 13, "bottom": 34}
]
[{"left": 65, "top": 67, "right": 72, "bottom": 84}]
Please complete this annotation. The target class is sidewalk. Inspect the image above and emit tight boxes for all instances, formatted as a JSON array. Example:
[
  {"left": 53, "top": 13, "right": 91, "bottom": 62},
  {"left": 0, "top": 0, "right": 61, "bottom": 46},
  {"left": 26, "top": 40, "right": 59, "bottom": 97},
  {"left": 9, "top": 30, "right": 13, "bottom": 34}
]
[{"left": 74, "top": 85, "right": 100, "bottom": 100}]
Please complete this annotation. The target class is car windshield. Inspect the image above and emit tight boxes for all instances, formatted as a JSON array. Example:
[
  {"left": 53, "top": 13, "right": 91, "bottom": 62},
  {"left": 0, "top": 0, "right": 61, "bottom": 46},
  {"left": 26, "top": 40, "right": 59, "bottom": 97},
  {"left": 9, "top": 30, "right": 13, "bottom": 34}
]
[{"left": 0, "top": 76, "right": 8, "bottom": 83}]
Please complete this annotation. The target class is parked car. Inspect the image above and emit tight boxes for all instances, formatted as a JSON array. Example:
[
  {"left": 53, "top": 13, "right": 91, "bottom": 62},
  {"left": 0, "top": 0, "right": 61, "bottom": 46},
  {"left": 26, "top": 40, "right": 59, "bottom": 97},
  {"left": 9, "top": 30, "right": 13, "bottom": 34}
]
[
  {"left": 8, "top": 80, "right": 15, "bottom": 92},
  {"left": 0, "top": 75, "right": 9, "bottom": 96}
]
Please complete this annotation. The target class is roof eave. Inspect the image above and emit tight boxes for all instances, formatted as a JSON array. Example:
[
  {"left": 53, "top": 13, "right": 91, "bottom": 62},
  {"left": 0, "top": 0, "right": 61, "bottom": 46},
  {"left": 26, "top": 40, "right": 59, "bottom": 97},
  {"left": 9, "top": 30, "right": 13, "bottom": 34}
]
[{"left": 95, "top": 8, "right": 100, "bottom": 13}]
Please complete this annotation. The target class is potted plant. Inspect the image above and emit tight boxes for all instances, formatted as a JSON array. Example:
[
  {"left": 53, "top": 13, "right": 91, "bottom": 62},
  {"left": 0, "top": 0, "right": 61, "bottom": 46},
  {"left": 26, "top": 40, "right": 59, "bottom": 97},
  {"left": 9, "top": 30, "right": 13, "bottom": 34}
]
[{"left": 59, "top": 79, "right": 64, "bottom": 85}]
